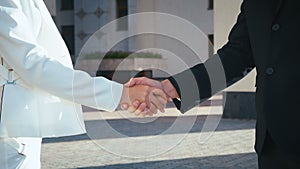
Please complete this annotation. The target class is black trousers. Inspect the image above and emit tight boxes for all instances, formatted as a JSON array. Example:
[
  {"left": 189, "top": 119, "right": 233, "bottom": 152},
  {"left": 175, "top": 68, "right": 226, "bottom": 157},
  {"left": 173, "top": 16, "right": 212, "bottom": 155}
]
[{"left": 258, "top": 132, "right": 300, "bottom": 169}]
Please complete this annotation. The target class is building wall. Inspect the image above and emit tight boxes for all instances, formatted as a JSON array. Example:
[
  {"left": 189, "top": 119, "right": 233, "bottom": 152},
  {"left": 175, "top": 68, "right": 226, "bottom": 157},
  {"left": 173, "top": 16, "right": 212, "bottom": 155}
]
[
  {"left": 44, "top": 0, "right": 214, "bottom": 77},
  {"left": 73, "top": 0, "right": 140, "bottom": 57},
  {"left": 134, "top": 0, "right": 214, "bottom": 76},
  {"left": 74, "top": 0, "right": 110, "bottom": 56},
  {"left": 55, "top": 0, "right": 74, "bottom": 29}
]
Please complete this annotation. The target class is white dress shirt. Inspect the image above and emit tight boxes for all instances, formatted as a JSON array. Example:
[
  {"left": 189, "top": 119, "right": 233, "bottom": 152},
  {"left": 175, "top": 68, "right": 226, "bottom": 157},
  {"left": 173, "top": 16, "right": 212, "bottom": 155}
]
[{"left": 0, "top": 0, "right": 123, "bottom": 137}]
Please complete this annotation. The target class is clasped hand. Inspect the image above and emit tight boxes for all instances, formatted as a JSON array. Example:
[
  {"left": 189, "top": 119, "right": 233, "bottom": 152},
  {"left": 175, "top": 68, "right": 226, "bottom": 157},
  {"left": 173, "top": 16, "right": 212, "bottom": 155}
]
[{"left": 119, "top": 77, "right": 179, "bottom": 117}]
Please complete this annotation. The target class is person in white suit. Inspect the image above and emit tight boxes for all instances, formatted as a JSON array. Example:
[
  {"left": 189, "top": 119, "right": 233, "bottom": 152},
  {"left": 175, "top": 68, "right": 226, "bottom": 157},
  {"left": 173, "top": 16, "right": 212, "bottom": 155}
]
[{"left": 0, "top": 0, "right": 167, "bottom": 168}]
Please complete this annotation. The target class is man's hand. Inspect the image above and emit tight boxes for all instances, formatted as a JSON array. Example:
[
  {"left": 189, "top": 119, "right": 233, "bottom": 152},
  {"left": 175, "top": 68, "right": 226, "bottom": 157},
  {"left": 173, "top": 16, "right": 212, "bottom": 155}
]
[
  {"left": 120, "top": 84, "right": 167, "bottom": 117},
  {"left": 125, "top": 77, "right": 179, "bottom": 99},
  {"left": 121, "top": 77, "right": 179, "bottom": 115}
]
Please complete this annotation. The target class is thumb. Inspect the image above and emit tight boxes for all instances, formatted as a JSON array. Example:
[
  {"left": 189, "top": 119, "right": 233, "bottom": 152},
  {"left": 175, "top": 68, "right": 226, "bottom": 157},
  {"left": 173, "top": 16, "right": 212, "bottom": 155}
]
[{"left": 124, "top": 78, "right": 135, "bottom": 87}]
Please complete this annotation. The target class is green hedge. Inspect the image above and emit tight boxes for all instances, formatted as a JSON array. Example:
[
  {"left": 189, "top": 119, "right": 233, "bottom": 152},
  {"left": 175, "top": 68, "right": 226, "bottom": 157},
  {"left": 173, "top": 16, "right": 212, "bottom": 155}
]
[{"left": 82, "top": 51, "right": 162, "bottom": 59}]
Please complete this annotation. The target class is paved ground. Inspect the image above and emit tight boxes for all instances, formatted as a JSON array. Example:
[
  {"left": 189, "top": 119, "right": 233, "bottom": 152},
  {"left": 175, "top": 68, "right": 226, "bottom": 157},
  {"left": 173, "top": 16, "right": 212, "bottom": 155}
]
[{"left": 41, "top": 98, "right": 258, "bottom": 169}]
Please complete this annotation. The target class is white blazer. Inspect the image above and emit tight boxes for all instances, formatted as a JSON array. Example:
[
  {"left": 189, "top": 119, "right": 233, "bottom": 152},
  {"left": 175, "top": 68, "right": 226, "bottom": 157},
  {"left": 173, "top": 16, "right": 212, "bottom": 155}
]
[{"left": 0, "top": 0, "right": 123, "bottom": 137}]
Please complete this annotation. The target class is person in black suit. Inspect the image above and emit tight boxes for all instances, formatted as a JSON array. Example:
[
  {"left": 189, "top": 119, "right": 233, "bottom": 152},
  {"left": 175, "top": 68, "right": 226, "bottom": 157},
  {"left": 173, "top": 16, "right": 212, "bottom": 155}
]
[{"left": 124, "top": 0, "right": 300, "bottom": 168}]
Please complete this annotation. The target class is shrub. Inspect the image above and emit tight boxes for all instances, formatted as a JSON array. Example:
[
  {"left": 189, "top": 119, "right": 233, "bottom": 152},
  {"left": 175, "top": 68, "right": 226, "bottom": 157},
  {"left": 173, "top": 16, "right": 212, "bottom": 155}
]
[{"left": 82, "top": 51, "right": 162, "bottom": 59}]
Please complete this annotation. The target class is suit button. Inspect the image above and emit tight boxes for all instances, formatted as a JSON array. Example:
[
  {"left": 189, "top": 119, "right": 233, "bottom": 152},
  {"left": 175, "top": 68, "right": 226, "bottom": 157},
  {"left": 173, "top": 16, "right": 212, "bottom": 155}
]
[
  {"left": 266, "top": 67, "right": 274, "bottom": 75},
  {"left": 272, "top": 24, "right": 280, "bottom": 31}
]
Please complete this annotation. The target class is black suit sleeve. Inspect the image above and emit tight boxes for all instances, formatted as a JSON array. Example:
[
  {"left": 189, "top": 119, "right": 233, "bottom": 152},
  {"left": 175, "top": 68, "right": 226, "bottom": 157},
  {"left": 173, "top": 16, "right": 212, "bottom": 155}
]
[{"left": 169, "top": 1, "right": 255, "bottom": 113}]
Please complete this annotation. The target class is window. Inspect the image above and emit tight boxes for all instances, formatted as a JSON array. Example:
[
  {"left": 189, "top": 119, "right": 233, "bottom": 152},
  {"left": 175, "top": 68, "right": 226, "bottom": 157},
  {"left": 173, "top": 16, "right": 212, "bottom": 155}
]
[
  {"left": 208, "top": 0, "right": 214, "bottom": 10},
  {"left": 116, "top": 0, "right": 128, "bottom": 30},
  {"left": 61, "top": 26, "right": 75, "bottom": 55},
  {"left": 61, "top": 0, "right": 74, "bottom": 10},
  {"left": 208, "top": 34, "right": 214, "bottom": 57}
]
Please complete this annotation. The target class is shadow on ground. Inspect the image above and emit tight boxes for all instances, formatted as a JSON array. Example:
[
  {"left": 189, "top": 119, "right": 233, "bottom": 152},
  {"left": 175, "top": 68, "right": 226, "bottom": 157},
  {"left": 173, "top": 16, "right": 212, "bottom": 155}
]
[
  {"left": 73, "top": 152, "right": 257, "bottom": 169},
  {"left": 43, "top": 115, "right": 255, "bottom": 143}
]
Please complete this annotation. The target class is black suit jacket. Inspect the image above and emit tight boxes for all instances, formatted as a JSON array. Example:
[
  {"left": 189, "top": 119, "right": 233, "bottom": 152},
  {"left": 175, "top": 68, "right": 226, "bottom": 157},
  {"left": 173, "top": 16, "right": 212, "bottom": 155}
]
[{"left": 169, "top": 0, "right": 300, "bottom": 156}]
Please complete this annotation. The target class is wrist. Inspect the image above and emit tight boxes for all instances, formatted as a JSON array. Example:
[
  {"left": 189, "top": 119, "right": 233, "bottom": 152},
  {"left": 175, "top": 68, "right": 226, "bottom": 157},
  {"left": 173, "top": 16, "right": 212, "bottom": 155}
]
[
  {"left": 120, "top": 85, "right": 129, "bottom": 104},
  {"left": 162, "top": 79, "right": 179, "bottom": 98}
]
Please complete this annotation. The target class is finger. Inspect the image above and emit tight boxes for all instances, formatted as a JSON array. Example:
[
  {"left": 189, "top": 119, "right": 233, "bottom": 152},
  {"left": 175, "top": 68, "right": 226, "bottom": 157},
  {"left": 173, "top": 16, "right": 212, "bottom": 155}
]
[
  {"left": 140, "top": 109, "right": 149, "bottom": 117},
  {"left": 157, "top": 96, "right": 167, "bottom": 111},
  {"left": 124, "top": 78, "right": 134, "bottom": 87},
  {"left": 147, "top": 103, "right": 158, "bottom": 116},
  {"left": 150, "top": 88, "right": 168, "bottom": 112},
  {"left": 121, "top": 103, "right": 129, "bottom": 110},
  {"left": 150, "top": 93, "right": 165, "bottom": 113},
  {"left": 133, "top": 102, "right": 147, "bottom": 116},
  {"left": 152, "top": 88, "right": 168, "bottom": 102},
  {"left": 158, "top": 96, "right": 168, "bottom": 105},
  {"left": 139, "top": 102, "right": 147, "bottom": 112},
  {"left": 127, "top": 105, "right": 137, "bottom": 113},
  {"left": 142, "top": 108, "right": 153, "bottom": 117},
  {"left": 134, "top": 107, "right": 141, "bottom": 116},
  {"left": 144, "top": 90, "right": 152, "bottom": 109},
  {"left": 132, "top": 100, "right": 141, "bottom": 109}
]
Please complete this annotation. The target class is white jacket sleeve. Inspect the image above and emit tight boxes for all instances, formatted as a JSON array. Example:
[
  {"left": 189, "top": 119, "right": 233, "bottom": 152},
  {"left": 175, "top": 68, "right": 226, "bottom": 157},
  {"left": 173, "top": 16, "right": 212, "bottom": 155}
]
[{"left": 0, "top": 1, "right": 123, "bottom": 112}]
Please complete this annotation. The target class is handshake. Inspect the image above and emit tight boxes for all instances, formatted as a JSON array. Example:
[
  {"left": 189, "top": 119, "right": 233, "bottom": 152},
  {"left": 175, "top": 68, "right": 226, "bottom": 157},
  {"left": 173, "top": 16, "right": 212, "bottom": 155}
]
[{"left": 119, "top": 77, "right": 179, "bottom": 117}]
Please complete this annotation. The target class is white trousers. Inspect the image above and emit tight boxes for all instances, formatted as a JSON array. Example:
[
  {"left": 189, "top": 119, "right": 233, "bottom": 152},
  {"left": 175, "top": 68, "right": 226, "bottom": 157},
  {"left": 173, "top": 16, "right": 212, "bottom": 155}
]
[
  {"left": 0, "top": 137, "right": 42, "bottom": 169},
  {"left": 18, "top": 137, "right": 42, "bottom": 169}
]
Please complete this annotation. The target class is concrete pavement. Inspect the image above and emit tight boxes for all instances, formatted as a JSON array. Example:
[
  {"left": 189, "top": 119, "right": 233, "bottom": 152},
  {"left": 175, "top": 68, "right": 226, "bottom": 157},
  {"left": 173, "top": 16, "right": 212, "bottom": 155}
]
[{"left": 41, "top": 100, "right": 257, "bottom": 169}]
